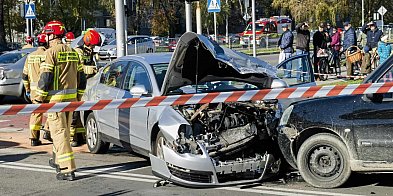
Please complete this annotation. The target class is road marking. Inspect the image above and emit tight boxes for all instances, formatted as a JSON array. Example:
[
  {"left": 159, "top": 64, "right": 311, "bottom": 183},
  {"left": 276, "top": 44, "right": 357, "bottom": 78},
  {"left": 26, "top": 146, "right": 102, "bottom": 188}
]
[
  {"left": 0, "top": 120, "right": 10, "bottom": 123},
  {"left": 0, "top": 161, "right": 365, "bottom": 196}
]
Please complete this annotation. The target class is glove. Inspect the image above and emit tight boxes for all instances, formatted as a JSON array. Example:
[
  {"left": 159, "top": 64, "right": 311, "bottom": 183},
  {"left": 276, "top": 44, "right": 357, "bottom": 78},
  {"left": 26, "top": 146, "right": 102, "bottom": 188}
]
[{"left": 25, "top": 92, "right": 30, "bottom": 98}]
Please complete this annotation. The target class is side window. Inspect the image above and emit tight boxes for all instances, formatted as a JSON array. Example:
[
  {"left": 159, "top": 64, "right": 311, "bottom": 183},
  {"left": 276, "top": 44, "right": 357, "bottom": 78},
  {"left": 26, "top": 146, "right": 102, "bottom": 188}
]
[
  {"left": 100, "top": 61, "right": 128, "bottom": 88},
  {"left": 277, "top": 56, "right": 311, "bottom": 86},
  {"left": 377, "top": 66, "right": 393, "bottom": 100},
  {"left": 123, "top": 62, "right": 152, "bottom": 93}
]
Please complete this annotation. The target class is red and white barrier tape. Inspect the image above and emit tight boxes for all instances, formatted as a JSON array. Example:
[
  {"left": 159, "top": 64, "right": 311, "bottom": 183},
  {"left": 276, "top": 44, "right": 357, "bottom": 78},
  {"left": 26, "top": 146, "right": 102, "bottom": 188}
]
[{"left": 1, "top": 82, "right": 393, "bottom": 116}]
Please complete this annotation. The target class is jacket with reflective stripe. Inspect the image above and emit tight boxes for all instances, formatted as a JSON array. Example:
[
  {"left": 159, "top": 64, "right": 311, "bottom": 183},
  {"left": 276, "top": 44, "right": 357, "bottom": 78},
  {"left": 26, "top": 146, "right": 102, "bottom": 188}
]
[
  {"left": 22, "top": 46, "right": 46, "bottom": 101},
  {"left": 36, "top": 41, "right": 86, "bottom": 103}
]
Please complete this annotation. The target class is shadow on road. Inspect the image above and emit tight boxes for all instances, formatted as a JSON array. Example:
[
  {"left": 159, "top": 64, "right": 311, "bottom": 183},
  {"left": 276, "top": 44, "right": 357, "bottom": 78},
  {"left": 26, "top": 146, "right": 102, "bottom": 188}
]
[
  {"left": 0, "top": 96, "right": 27, "bottom": 105},
  {"left": 76, "top": 160, "right": 151, "bottom": 180},
  {"left": 0, "top": 140, "right": 20, "bottom": 149},
  {"left": 343, "top": 173, "right": 393, "bottom": 188},
  {"left": 0, "top": 151, "right": 47, "bottom": 162},
  {"left": 97, "top": 190, "right": 135, "bottom": 196}
]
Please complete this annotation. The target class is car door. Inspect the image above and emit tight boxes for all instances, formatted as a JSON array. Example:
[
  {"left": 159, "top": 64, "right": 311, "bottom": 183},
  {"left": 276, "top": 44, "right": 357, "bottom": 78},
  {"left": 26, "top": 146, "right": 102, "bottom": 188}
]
[
  {"left": 352, "top": 68, "right": 393, "bottom": 162},
  {"left": 276, "top": 54, "right": 315, "bottom": 109},
  {"left": 95, "top": 61, "right": 128, "bottom": 139},
  {"left": 117, "top": 60, "right": 152, "bottom": 152}
]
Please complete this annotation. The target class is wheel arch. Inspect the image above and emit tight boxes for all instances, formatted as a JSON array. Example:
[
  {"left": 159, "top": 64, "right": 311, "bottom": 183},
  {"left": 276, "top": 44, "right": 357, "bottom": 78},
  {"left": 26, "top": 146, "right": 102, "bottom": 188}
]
[{"left": 150, "top": 122, "right": 160, "bottom": 152}]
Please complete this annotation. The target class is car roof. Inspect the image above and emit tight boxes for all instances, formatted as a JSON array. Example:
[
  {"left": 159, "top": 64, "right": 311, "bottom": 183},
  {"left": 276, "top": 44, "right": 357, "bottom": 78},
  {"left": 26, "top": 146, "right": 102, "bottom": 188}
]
[
  {"left": 117, "top": 52, "right": 172, "bottom": 65},
  {"left": 127, "top": 35, "right": 150, "bottom": 39},
  {"left": 5, "top": 48, "right": 36, "bottom": 54}
]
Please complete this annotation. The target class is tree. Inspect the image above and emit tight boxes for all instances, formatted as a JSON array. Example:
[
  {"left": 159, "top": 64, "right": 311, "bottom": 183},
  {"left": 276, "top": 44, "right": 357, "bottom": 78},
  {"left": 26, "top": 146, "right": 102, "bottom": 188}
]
[{"left": 0, "top": 0, "right": 7, "bottom": 50}]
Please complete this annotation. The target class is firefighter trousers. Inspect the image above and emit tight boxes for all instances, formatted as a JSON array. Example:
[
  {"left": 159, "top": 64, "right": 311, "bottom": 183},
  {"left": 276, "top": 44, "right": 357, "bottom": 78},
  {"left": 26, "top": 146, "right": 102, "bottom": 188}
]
[
  {"left": 70, "top": 111, "right": 85, "bottom": 142},
  {"left": 47, "top": 112, "right": 76, "bottom": 173},
  {"left": 29, "top": 100, "right": 43, "bottom": 140}
]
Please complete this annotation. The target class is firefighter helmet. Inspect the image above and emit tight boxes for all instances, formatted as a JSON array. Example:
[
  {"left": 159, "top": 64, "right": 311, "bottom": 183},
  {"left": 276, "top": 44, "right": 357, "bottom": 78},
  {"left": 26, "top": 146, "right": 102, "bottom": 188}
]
[
  {"left": 65, "top": 32, "right": 75, "bottom": 41},
  {"left": 43, "top": 20, "right": 66, "bottom": 36},
  {"left": 83, "top": 29, "right": 101, "bottom": 46},
  {"left": 26, "top": 36, "right": 33, "bottom": 43},
  {"left": 37, "top": 33, "right": 48, "bottom": 43}
]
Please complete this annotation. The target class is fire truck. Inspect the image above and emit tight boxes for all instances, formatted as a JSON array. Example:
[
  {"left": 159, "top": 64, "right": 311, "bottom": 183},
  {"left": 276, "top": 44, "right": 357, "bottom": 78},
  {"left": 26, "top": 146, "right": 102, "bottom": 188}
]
[{"left": 240, "top": 16, "right": 292, "bottom": 45}]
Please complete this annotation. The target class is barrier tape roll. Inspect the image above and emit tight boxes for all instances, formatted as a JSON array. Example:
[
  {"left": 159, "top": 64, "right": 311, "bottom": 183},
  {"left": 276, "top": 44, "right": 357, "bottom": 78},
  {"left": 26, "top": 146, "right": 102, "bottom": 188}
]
[{"left": 1, "top": 82, "right": 393, "bottom": 116}]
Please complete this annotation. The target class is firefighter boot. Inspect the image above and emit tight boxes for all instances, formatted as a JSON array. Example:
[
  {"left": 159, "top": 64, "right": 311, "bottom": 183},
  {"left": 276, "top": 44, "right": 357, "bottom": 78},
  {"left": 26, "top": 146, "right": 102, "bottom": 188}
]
[
  {"left": 49, "top": 158, "right": 61, "bottom": 173},
  {"left": 43, "top": 131, "right": 53, "bottom": 142},
  {"left": 56, "top": 171, "right": 76, "bottom": 181},
  {"left": 31, "top": 139, "right": 42, "bottom": 146}
]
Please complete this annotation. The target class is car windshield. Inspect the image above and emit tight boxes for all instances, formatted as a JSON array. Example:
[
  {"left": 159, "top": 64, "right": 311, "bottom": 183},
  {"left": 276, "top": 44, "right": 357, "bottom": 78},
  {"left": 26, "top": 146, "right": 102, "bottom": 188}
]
[
  {"left": 0, "top": 53, "right": 25, "bottom": 64},
  {"left": 151, "top": 63, "right": 169, "bottom": 89},
  {"left": 170, "top": 81, "right": 259, "bottom": 95},
  {"left": 246, "top": 24, "right": 263, "bottom": 31}
]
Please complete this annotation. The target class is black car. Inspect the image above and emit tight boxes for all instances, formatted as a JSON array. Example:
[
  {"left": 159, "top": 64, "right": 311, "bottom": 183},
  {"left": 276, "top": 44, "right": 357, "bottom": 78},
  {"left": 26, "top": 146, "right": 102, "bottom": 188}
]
[{"left": 278, "top": 55, "right": 393, "bottom": 188}]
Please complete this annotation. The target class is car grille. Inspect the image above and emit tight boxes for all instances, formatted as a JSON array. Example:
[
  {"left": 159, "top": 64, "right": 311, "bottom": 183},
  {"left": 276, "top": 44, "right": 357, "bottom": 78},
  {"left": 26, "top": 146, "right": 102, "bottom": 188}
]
[
  {"left": 168, "top": 164, "right": 212, "bottom": 183},
  {"left": 216, "top": 171, "right": 262, "bottom": 183}
]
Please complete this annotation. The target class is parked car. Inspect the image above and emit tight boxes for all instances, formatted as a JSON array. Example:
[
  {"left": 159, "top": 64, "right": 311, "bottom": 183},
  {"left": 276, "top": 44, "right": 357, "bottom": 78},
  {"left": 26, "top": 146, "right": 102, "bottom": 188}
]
[
  {"left": 98, "top": 35, "right": 155, "bottom": 59},
  {"left": 81, "top": 32, "right": 315, "bottom": 187},
  {"left": 278, "top": 55, "right": 393, "bottom": 188},
  {"left": 0, "top": 48, "right": 36, "bottom": 103}
]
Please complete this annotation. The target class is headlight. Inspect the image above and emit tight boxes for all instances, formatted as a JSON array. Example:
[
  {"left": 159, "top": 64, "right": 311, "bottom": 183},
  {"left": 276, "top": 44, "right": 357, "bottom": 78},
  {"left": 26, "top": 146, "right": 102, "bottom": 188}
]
[
  {"left": 280, "top": 105, "right": 294, "bottom": 126},
  {"left": 108, "top": 47, "right": 116, "bottom": 51}
]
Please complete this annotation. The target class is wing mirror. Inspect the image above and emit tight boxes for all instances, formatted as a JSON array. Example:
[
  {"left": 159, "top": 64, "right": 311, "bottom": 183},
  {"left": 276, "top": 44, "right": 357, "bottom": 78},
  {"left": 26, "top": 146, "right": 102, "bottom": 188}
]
[
  {"left": 271, "top": 78, "right": 289, "bottom": 89},
  {"left": 130, "top": 85, "right": 149, "bottom": 96},
  {"left": 366, "top": 93, "right": 383, "bottom": 103}
]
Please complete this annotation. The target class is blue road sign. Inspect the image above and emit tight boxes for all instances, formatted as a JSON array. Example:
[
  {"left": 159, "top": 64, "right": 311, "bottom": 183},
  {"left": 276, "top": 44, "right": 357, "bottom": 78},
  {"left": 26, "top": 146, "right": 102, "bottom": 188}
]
[
  {"left": 208, "top": 0, "right": 221, "bottom": 13},
  {"left": 25, "top": 3, "right": 36, "bottom": 19}
]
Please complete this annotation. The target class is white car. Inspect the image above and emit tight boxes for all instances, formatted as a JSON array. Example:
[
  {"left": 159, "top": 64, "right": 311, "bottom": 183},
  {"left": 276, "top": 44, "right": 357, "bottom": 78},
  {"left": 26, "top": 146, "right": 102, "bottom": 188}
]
[{"left": 98, "top": 35, "right": 156, "bottom": 59}]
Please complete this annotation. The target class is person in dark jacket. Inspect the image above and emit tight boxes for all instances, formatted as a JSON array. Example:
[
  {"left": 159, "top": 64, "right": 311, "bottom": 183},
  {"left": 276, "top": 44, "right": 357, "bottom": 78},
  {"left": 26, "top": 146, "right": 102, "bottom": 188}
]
[
  {"left": 326, "top": 22, "right": 333, "bottom": 36},
  {"left": 343, "top": 21, "right": 357, "bottom": 76},
  {"left": 313, "top": 22, "right": 331, "bottom": 80},
  {"left": 295, "top": 22, "right": 310, "bottom": 81},
  {"left": 362, "top": 21, "right": 383, "bottom": 74},
  {"left": 278, "top": 24, "right": 294, "bottom": 77}
]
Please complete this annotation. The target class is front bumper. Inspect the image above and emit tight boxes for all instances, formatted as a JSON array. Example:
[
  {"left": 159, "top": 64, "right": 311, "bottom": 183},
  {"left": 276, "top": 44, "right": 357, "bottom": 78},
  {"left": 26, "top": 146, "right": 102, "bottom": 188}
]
[
  {"left": 150, "top": 144, "right": 274, "bottom": 187},
  {"left": 0, "top": 78, "right": 22, "bottom": 97}
]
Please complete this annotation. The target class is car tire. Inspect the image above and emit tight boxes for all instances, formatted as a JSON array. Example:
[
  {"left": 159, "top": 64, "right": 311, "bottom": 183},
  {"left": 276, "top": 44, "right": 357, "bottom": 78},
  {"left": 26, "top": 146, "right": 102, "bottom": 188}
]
[
  {"left": 86, "top": 113, "right": 109, "bottom": 154},
  {"left": 297, "top": 133, "right": 351, "bottom": 188},
  {"left": 153, "top": 131, "right": 166, "bottom": 160}
]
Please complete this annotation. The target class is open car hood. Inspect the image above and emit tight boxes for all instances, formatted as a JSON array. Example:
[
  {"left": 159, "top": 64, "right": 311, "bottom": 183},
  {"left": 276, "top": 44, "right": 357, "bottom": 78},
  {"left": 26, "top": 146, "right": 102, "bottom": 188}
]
[{"left": 161, "top": 32, "right": 277, "bottom": 95}]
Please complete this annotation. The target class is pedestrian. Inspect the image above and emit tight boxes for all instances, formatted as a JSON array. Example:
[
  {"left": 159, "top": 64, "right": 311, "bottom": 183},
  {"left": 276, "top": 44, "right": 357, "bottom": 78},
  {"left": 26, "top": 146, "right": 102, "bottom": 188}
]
[
  {"left": 357, "top": 30, "right": 367, "bottom": 49},
  {"left": 22, "top": 33, "right": 52, "bottom": 146},
  {"left": 22, "top": 36, "right": 34, "bottom": 49},
  {"left": 313, "top": 22, "right": 331, "bottom": 80},
  {"left": 361, "top": 21, "right": 383, "bottom": 75},
  {"left": 64, "top": 32, "right": 75, "bottom": 47},
  {"left": 377, "top": 35, "right": 391, "bottom": 65},
  {"left": 330, "top": 26, "right": 341, "bottom": 72},
  {"left": 326, "top": 22, "right": 333, "bottom": 36},
  {"left": 295, "top": 22, "right": 310, "bottom": 81},
  {"left": 70, "top": 29, "right": 101, "bottom": 147},
  {"left": 342, "top": 21, "right": 357, "bottom": 76},
  {"left": 36, "top": 20, "right": 86, "bottom": 181},
  {"left": 278, "top": 24, "right": 294, "bottom": 77}
]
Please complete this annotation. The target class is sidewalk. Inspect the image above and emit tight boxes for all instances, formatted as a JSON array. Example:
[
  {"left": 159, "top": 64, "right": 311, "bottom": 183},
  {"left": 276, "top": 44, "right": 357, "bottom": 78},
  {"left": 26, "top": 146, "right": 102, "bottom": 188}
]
[{"left": 0, "top": 114, "right": 88, "bottom": 154}]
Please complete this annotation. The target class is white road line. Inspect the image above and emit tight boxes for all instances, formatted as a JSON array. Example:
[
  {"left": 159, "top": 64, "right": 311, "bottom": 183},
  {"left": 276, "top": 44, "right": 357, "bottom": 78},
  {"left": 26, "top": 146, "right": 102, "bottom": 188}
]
[
  {"left": 0, "top": 120, "right": 11, "bottom": 123},
  {"left": 251, "top": 186, "right": 364, "bottom": 196}
]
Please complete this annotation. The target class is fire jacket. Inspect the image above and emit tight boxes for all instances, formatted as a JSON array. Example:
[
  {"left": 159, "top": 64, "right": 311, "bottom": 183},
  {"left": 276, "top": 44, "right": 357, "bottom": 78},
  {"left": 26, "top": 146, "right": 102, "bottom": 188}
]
[
  {"left": 22, "top": 46, "right": 46, "bottom": 101},
  {"left": 36, "top": 41, "right": 86, "bottom": 103},
  {"left": 74, "top": 46, "right": 97, "bottom": 76}
]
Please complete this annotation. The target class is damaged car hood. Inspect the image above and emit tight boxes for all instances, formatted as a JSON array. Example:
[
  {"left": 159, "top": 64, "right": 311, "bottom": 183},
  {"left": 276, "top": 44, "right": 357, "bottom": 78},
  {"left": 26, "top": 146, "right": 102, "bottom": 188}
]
[{"left": 161, "top": 32, "right": 277, "bottom": 95}]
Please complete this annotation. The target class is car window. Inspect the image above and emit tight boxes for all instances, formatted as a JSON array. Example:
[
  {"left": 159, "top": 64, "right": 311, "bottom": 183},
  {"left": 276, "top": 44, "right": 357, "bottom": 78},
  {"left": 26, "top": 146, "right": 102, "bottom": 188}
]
[
  {"left": 123, "top": 61, "right": 152, "bottom": 93},
  {"left": 276, "top": 55, "right": 312, "bottom": 86},
  {"left": 0, "top": 53, "right": 25, "bottom": 64},
  {"left": 151, "top": 63, "right": 169, "bottom": 89},
  {"left": 100, "top": 61, "right": 128, "bottom": 88},
  {"left": 378, "top": 66, "right": 393, "bottom": 83}
]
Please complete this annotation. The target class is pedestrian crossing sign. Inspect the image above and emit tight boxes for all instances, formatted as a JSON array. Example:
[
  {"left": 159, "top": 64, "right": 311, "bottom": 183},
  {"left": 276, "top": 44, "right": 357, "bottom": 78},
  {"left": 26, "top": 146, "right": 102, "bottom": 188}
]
[
  {"left": 25, "top": 3, "right": 36, "bottom": 19},
  {"left": 208, "top": 0, "right": 221, "bottom": 13}
]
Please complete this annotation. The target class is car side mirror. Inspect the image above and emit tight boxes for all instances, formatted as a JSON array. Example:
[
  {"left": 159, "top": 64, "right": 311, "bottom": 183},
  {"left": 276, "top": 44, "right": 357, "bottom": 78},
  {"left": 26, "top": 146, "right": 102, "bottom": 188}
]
[
  {"left": 130, "top": 85, "right": 149, "bottom": 96},
  {"left": 366, "top": 93, "right": 383, "bottom": 103},
  {"left": 271, "top": 78, "right": 289, "bottom": 89}
]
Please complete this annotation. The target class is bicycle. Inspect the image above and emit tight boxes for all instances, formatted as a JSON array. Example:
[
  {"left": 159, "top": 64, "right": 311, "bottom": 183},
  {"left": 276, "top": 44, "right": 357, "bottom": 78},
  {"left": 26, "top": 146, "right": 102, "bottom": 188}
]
[
  {"left": 370, "top": 48, "right": 379, "bottom": 70},
  {"left": 327, "top": 46, "right": 341, "bottom": 75},
  {"left": 314, "top": 49, "right": 329, "bottom": 81}
]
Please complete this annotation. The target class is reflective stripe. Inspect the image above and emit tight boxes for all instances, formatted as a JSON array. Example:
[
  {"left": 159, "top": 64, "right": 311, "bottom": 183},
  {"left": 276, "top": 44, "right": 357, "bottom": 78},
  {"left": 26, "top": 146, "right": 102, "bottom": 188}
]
[
  {"left": 53, "top": 66, "right": 59, "bottom": 90},
  {"left": 77, "top": 89, "right": 85, "bottom": 95},
  {"left": 77, "top": 64, "right": 84, "bottom": 72},
  {"left": 45, "top": 93, "right": 77, "bottom": 101},
  {"left": 41, "top": 63, "right": 54, "bottom": 71},
  {"left": 30, "top": 124, "right": 41, "bottom": 131},
  {"left": 22, "top": 80, "right": 29, "bottom": 84},
  {"left": 28, "top": 55, "right": 46, "bottom": 63},
  {"left": 48, "top": 89, "right": 77, "bottom": 96},
  {"left": 36, "top": 89, "right": 48, "bottom": 96},
  {"left": 57, "top": 52, "right": 79, "bottom": 63},
  {"left": 57, "top": 152, "right": 74, "bottom": 163},
  {"left": 75, "top": 127, "right": 85, "bottom": 133}
]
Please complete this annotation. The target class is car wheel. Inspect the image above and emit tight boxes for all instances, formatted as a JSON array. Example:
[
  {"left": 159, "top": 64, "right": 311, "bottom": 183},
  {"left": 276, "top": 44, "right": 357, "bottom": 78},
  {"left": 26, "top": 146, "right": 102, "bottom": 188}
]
[
  {"left": 86, "top": 113, "right": 109, "bottom": 154},
  {"left": 297, "top": 133, "right": 351, "bottom": 188},
  {"left": 146, "top": 48, "right": 154, "bottom": 53},
  {"left": 153, "top": 131, "right": 166, "bottom": 160}
]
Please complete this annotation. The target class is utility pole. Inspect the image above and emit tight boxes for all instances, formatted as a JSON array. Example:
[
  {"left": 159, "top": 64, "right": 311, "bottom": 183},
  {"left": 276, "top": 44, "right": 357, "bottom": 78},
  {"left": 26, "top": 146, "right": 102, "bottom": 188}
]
[
  {"left": 362, "top": 0, "right": 364, "bottom": 25},
  {"left": 251, "top": 0, "right": 256, "bottom": 57},
  {"left": 115, "top": 0, "right": 126, "bottom": 57},
  {"left": 225, "top": 0, "right": 228, "bottom": 45},
  {"left": 185, "top": 1, "right": 192, "bottom": 32},
  {"left": 196, "top": 1, "right": 202, "bottom": 34}
]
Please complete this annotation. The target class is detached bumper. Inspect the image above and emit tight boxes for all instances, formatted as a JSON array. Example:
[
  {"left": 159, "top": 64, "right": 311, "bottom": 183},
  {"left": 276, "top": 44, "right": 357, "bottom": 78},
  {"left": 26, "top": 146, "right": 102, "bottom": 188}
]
[{"left": 150, "top": 145, "right": 274, "bottom": 187}]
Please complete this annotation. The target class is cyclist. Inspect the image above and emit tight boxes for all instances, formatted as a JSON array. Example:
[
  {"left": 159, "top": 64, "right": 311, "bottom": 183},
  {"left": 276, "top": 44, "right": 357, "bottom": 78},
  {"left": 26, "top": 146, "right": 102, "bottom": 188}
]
[
  {"left": 361, "top": 21, "right": 383, "bottom": 75},
  {"left": 343, "top": 21, "right": 357, "bottom": 77},
  {"left": 313, "top": 22, "right": 331, "bottom": 80},
  {"left": 330, "top": 26, "right": 341, "bottom": 74}
]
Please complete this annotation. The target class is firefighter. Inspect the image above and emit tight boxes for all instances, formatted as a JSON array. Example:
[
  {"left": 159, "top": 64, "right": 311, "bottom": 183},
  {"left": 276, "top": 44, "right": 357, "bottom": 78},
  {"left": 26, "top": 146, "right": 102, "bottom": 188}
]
[
  {"left": 69, "top": 29, "right": 101, "bottom": 147},
  {"left": 64, "top": 32, "right": 75, "bottom": 47},
  {"left": 36, "top": 20, "right": 86, "bottom": 181},
  {"left": 22, "top": 36, "right": 34, "bottom": 49},
  {"left": 22, "top": 33, "right": 52, "bottom": 146}
]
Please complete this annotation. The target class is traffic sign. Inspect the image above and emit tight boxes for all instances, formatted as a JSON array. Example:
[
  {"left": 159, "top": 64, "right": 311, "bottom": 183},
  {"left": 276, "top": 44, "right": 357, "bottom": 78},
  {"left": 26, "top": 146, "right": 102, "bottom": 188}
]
[
  {"left": 378, "top": 6, "right": 387, "bottom": 16},
  {"left": 208, "top": 0, "right": 221, "bottom": 13},
  {"left": 25, "top": 3, "right": 36, "bottom": 19}
]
